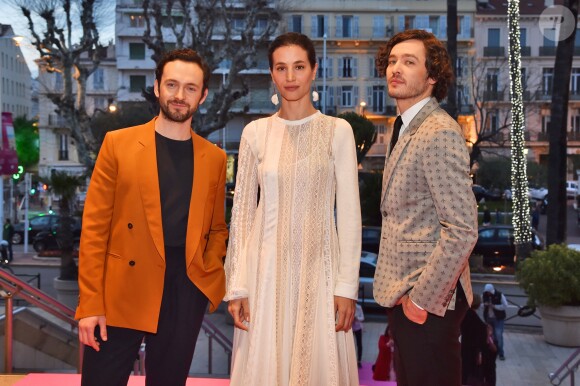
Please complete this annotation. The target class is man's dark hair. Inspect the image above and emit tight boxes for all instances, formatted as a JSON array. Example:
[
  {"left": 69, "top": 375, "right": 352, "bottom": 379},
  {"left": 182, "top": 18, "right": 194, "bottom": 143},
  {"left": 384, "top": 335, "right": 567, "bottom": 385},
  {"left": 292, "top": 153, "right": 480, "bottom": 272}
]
[
  {"left": 268, "top": 32, "right": 317, "bottom": 70},
  {"left": 155, "top": 49, "right": 211, "bottom": 93},
  {"left": 375, "top": 29, "right": 453, "bottom": 101}
]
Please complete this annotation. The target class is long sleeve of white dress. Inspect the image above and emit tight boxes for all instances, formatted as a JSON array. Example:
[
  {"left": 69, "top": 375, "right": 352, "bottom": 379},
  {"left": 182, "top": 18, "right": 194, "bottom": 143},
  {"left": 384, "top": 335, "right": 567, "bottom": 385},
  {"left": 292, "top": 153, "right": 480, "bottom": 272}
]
[
  {"left": 333, "top": 119, "right": 362, "bottom": 300},
  {"left": 224, "top": 122, "right": 259, "bottom": 301}
]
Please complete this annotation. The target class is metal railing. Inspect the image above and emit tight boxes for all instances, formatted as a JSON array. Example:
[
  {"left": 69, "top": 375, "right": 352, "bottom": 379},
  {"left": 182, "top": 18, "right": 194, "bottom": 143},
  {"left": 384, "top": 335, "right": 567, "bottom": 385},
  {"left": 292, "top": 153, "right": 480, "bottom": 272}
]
[
  {"left": 0, "top": 268, "right": 81, "bottom": 373},
  {"left": 133, "top": 315, "right": 233, "bottom": 376},
  {"left": 549, "top": 348, "right": 580, "bottom": 385}
]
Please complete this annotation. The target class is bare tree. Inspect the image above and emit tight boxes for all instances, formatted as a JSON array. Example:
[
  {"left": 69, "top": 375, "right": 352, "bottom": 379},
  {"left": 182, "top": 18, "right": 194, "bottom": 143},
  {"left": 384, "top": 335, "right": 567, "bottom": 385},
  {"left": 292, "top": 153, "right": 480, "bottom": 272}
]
[
  {"left": 16, "top": 0, "right": 110, "bottom": 169},
  {"left": 141, "top": 0, "right": 283, "bottom": 137},
  {"left": 466, "top": 57, "right": 540, "bottom": 168},
  {"left": 546, "top": 0, "right": 579, "bottom": 245}
]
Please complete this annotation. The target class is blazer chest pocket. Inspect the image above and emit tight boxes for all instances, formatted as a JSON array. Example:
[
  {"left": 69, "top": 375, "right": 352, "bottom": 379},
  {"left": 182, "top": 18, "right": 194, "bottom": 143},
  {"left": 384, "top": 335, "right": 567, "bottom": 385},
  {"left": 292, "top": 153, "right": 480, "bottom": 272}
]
[{"left": 396, "top": 241, "right": 437, "bottom": 254}]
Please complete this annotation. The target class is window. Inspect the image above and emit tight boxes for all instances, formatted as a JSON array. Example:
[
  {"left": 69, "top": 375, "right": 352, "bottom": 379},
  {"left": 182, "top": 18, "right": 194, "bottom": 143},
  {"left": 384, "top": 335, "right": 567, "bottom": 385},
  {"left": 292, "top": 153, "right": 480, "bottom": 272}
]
[
  {"left": 59, "top": 134, "right": 69, "bottom": 161},
  {"left": 373, "top": 16, "right": 385, "bottom": 38},
  {"left": 405, "top": 16, "right": 415, "bottom": 30},
  {"left": 129, "top": 43, "right": 146, "bottom": 60},
  {"left": 94, "top": 97, "right": 106, "bottom": 111},
  {"left": 488, "top": 28, "right": 500, "bottom": 47},
  {"left": 429, "top": 16, "right": 439, "bottom": 36},
  {"left": 458, "top": 15, "right": 472, "bottom": 38},
  {"left": 543, "top": 68, "right": 554, "bottom": 95},
  {"left": 521, "top": 67, "right": 527, "bottom": 90},
  {"left": 317, "top": 57, "right": 333, "bottom": 78},
  {"left": 339, "top": 57, "right": 357, "bottom": 78},
  {"left": 130, "top": 75, "right": 146, "bottom": 93},
  {"left": 456, "top": 57, "right": 466, "bottom": 78},
  {"left": 543, "top": 28, "right": 556, "bottom": 47},
  {"left": 93, "top": 68, "right": 104, "bottom": 90},
  {"left": 233, "top": 17, "right": 245, "bottom": 32},
  {"left": 129, "top": 14, "right": 145, "bottom": 28},
  {"left": 486, "top": 110, "right": 499, "bottom": 132},
  {"left": 520, "top": 28, "right": 527, "bottom": 47},
  {"left": 336, "top": 15, "right": 358, "bottom": 38},
  {"left": 486, "top": 68, "right": 499, "bottom": 94},
  {"left": 311, "top": 15, "right": 328, "bottom": 38},
  {"left": 497, "top": 228, "right": 513, "bottom": 241},
  {"left": 55, "top": 72, "right": 63, "bottom": 91},
  {"left": 571, "top": 68, "right": 580, "bottom": 95},
  {"left": 478, "top": 229, "right": 495, "bottom": 240},
  {"left": 571, "top": 115, "right": 580, "bottom": 133},
  {"left": 341, "top": 86, "right": 353, "bottom": 107},
  {"left": 542, "top": 115, "right": 551, "bottom": 134},
  {"left": 290, "top": 15, "right": 302, "bottom": 33},
  {"left": 316, "top": 85, "right": 334, "bottom": 111},
  {"left": 371, "top": 85, "right": 385, "bottom": 113},
  {"left": 254, "top": 18, "right": 267, "bottom": 34},
  {"left": 369, "top": 57, "right": 380, "bottom": 78}
]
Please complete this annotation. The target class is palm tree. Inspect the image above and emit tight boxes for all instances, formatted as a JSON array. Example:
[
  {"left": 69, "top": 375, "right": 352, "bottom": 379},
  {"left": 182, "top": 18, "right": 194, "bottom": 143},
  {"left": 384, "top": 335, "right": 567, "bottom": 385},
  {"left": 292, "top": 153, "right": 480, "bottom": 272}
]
[{"left": 49, "top": 171, "right": 84, "bottom": 280}]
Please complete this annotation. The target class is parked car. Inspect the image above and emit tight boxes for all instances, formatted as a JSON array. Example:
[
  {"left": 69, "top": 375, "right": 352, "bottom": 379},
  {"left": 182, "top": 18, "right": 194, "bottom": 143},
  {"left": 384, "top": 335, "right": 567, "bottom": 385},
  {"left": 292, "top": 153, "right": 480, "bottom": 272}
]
[
  {"left": 362, "top": 225, "right": 381, "bottom": 253},
  {"left": 566, "top": 181, "right": 578, "bottom": 198},
  {"left": 471, "top": 225, "right": 544, "bottom": 266},
  {"left": 32, "top": 230, "right": 81, "bottom": 254},
  {"left": 359, "top": 254, "right": 378, "bottom": 307},
  {"left": 528, "top": 186, "right": 548, "bottom": 201},
  {"left": 472, "top": 185, "right": 501, "bottom": 202},
  {"left": 12, "top": 214, "right": 82, "bottom": 245}
]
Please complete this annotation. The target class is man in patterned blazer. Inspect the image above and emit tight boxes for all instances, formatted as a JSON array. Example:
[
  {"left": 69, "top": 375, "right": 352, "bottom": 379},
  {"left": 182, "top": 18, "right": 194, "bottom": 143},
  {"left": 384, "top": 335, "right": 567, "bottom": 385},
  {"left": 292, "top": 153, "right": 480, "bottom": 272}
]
[{"left": 373, "top": 29, "right": 478, "bottom": 386}]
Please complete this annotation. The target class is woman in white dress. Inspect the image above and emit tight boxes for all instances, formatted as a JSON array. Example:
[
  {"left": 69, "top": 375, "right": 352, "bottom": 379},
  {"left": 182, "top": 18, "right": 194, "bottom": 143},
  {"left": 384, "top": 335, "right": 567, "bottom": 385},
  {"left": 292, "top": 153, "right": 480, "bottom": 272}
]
[{"left": 225, "top": 32, "right": 361, "bottom": 386}]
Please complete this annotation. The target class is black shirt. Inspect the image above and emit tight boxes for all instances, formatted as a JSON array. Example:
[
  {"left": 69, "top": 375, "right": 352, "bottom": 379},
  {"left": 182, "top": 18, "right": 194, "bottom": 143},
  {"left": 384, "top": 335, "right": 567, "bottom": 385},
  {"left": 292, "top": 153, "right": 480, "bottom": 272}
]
[{"left": 155, "top": 131, "right": 193, "bottom": 248}]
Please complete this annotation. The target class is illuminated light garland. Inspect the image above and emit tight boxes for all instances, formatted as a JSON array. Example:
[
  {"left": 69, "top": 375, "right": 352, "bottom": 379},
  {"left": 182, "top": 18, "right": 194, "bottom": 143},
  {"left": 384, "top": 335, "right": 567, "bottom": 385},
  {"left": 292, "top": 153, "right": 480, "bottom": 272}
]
[{"left": 508, "top": 0, "right": 532, "bottom": 245}]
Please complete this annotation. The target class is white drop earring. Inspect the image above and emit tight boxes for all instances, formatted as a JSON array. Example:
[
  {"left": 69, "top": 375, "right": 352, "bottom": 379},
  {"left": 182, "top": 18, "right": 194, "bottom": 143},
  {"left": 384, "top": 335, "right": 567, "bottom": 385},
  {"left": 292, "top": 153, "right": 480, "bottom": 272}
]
[
  {"left": 271, "top": 93, "right": 279, "bottom": 106},
  {"left": 312, "top": 90, "right": 319, "bottom": 102}
]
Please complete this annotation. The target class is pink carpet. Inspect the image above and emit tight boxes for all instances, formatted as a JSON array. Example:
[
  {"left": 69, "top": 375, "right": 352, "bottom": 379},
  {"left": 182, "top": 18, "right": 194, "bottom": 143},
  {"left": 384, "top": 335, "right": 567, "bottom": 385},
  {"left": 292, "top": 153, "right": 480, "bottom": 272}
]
[
  {"left": 358, "top": 362, "right": 397, "bottom": 386},
  {"left": 14, "top": 365, "right": 397, "bottom": 385}
]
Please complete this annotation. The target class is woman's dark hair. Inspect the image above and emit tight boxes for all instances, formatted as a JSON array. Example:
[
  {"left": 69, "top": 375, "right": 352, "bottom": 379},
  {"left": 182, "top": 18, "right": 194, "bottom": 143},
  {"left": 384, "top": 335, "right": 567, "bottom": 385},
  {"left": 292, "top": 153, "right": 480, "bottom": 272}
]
[
  {"left": 268, "top": 32, "right": 317, "bottom": 70},
  {"left": 375, "top": 29, "right": 453, "bottom": 101},
  {"left": 155, "top": 49, "right": 211, "bottom": 93}
]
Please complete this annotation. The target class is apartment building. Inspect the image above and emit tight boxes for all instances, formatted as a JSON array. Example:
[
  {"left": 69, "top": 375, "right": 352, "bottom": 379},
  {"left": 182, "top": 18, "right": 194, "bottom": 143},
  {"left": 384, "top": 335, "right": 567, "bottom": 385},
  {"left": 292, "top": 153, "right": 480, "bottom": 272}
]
[
  {"left": 284, "top": 0, "right": 477, "bottom": 170},
  {"left": 0, "top": 24, "right": 32, "bottom": 119},
  {"left": 37, "top": 45, "right": 117, "bottom": 178},
  {"left": 475, "top": 0, "right": 580, "bottom": 178}
]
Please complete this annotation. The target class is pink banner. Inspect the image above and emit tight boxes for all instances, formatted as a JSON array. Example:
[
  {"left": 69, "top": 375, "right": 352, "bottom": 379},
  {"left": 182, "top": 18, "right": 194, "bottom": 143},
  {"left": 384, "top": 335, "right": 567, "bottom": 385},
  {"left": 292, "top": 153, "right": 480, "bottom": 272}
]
[{"left": 0, "top": 111, "right": 18, "bottom": 175}]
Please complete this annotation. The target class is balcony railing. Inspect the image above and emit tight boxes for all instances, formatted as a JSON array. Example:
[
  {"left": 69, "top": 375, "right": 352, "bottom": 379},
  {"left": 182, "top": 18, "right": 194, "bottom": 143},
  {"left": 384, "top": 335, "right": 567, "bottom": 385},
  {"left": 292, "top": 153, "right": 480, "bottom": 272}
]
[
  {"left": 537, "top": 132, "right": 549, "bottom": 141},
  {"left": 568, "top": 132, "right": 580, "bottom": 141},
  {"left": 483, "top": 90, "right": 504, "bottom": 101},
  {"left": 521, "top": 46, "right": 531, "bottom": 56},
  {"left": 484, "top": 46, "right": 505, "bottom": 57},
  {"left": 540, "top": 46, "right": 557, "bottom": 56}
]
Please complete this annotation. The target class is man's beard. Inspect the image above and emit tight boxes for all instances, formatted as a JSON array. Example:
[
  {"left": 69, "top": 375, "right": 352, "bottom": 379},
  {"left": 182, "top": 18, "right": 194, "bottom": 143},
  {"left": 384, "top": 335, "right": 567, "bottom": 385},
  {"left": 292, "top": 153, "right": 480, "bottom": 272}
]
[{"left": 159, "top": 99, "right": 196, "bottom": 123}]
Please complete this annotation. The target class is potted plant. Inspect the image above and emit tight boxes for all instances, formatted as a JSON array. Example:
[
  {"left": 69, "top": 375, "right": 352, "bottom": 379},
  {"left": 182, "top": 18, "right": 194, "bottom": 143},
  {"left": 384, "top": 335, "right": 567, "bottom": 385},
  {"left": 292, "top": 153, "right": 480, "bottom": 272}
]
[
  {"left": 48, "top": 171, "right": 84, "bottom": 310},
  {"left": 517, "top": 244, "right": 580, "bottom": 346}
]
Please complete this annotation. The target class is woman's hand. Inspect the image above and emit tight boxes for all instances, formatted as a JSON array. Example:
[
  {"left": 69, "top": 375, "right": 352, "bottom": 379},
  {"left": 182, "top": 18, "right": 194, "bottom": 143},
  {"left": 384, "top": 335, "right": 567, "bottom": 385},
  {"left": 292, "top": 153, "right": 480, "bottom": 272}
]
[
  {"left": 228, "top": 298, "right": 250, "bottom": 331},
  {"left": 334, "top": 296, "right": 355, "bottom": 332}
]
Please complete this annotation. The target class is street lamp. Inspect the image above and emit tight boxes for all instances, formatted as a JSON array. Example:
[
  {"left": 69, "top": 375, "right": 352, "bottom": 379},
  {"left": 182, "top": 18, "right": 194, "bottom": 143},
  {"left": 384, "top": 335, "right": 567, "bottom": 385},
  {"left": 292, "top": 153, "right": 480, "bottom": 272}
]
[
  {"left": 359, "top": 101, "right": 367, "bottom": 116},
  {"left": 322, "top": 33, "right": 327, "bottom": 114}
]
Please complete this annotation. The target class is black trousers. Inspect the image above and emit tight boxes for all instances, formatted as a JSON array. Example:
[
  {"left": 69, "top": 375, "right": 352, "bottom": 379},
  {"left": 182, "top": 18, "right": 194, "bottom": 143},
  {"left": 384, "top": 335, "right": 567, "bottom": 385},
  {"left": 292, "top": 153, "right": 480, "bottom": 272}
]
[
  {"left": 354, "top": 329, "right": 363, "bottom": 362},
  {"left": 387, "top": 284, "right": 469, "bottom": 386},
  {"left": 81, "top": 246, "right": 208, "bottom": 386}
]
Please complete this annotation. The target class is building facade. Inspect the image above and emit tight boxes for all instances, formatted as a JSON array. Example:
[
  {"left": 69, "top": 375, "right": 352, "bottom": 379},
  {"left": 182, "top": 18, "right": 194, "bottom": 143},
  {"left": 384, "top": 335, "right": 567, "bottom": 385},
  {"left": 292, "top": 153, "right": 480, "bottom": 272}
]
[
  {"left": 0, "top": 24, "right": 32, "bottom": 119},
  {"left": 36, "top": 45, "right": 117, "bottom": 178}
]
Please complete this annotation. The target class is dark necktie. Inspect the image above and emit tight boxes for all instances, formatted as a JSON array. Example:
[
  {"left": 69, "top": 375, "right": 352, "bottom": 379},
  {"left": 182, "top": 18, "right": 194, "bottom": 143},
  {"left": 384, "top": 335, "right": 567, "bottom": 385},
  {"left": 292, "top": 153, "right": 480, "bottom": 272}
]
[{"left": 390, "top": 116, "right": 403, "bottom": 151}]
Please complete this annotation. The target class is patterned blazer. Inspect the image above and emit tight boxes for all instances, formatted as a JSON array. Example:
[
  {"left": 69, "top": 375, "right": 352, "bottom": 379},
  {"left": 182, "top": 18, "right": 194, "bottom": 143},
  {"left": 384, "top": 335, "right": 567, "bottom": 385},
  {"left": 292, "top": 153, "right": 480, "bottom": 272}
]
[{"left": 373, "top": 97, "right": 478, "bottom": 317}]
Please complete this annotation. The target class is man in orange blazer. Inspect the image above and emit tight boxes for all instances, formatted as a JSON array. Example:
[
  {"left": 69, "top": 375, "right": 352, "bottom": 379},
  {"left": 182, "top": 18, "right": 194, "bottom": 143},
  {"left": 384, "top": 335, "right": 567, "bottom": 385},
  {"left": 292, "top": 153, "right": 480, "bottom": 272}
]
[{"left": 76, "top": 49, "right": 228, "bottom": 386}]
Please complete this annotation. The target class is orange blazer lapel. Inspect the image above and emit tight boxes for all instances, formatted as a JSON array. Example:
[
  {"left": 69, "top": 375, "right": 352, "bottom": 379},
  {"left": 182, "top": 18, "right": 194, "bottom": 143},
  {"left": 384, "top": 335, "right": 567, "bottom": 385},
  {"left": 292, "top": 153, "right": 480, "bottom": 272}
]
[
  {"left": 185, "top": 133, "right": 208, "bottom": 267},
  {"left": 137, "top": 118, "right": 165, "bottom": 260}
]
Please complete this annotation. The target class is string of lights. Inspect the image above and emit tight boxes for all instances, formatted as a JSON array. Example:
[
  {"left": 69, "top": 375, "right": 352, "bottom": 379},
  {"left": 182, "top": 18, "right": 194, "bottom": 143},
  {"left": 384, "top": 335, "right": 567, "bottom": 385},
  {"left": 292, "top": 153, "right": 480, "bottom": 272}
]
[{"left": 508, "top": 0, "right": 532, "bottom": 246}]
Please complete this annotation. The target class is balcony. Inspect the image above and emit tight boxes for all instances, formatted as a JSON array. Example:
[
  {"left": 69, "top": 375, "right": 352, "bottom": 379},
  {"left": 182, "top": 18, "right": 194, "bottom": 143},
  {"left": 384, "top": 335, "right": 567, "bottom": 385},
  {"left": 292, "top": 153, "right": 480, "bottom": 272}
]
[
  {"left": 521, "top": 46, "right": 531, "bottom": 56},
  {"left": 459, "top": 105, "right": 475, "bottom": 114},
  {"left": 537, "top": 132, "right": 549, "bottom": 141},
  {"left": 534, "top": 90, "right": 552, "bottom": 101},
  {"left": 568, "top": 132, "right": 580, "bottom": 141},
  {"left": 570, "top": 92, "right": 580, "bottom": 100},
  {"left": 483, "top": 90, "right": 504, "bottom": 101},
  {"left": 540, "top": 46, "right": 557, "bottom": 56},
  {"left": 484, "top": 46, "right": 505, "bottom": 57},
  {"left": 47, "top": 114, "right": 68, "bottom": 129}
]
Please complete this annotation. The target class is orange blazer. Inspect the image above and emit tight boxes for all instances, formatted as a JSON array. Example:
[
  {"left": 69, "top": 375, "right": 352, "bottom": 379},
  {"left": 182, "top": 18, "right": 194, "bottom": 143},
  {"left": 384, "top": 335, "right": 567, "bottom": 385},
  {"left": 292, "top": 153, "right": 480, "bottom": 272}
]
[{"left": 75, "top": 118, "right": 228, "bottom": 333}]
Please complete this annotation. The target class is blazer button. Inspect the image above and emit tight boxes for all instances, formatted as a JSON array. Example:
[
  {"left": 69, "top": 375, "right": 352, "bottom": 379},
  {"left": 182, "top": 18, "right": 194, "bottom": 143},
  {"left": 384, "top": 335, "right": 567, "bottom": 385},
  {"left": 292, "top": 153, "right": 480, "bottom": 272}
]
[
  {"left": 129, "top": 260, "right": 136, "bottom": 266},
  {"left": 128, "top": 223, "right": 133, "bottom": 229}
]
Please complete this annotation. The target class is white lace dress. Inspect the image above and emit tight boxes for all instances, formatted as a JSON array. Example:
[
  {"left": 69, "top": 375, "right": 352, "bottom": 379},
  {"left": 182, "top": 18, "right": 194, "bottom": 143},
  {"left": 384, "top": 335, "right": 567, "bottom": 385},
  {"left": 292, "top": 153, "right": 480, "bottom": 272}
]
[{"left": 225, "top": 111, "right": 361, "bottom": 386}]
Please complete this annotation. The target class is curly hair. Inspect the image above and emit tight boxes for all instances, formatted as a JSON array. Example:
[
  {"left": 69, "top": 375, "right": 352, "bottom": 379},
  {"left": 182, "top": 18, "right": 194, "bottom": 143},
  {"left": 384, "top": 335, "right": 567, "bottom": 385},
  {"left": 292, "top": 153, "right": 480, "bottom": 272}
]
[{"left": 375, "top": 29, "right": 453, "bottom": 101}]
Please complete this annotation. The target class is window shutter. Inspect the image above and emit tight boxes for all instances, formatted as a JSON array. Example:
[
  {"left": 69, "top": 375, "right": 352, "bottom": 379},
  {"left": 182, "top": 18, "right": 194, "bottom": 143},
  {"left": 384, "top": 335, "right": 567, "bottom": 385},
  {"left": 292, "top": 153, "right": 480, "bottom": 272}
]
[{"left": 336, "top": 16, "right": 343, "bottom": 37}]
